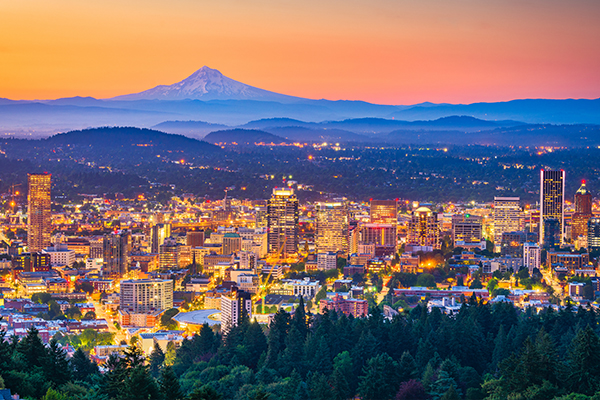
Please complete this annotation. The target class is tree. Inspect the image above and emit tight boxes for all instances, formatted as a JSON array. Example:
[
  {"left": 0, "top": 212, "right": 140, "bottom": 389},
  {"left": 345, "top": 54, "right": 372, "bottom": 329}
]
[
  {"left": 32, "top": 292, "right": 52, "bottom": 304},
  {"left": 70, "top": 348, "right": 98, "bottom": 382},
  {"left": 82, "top": 311, "right": 96, "bottom": 320},
  {"left": 126, "top": 365, "right": 160, "bottom": 400},
  {"left": 357, "top": 353, "right": 399, "bottom": 400},
  {"left": 65, "top": 306, "right": 82, "bottom": 320},
  {"left": 331, "top": 351, "right": 353, "bottom": 400},
  {"left": 159, "top": 365, "right": 184, "bottom": 400},
  {"left": 396, "top": 380, "right": 428, "bottom": 400},
  {"left": 75, "top": 281, "right": 94, "bottom": 294},
  {"left": 416, "top": 273, "right": 436, "bottom": 288},
  {"left": 469, "top": 278, "right": 483, "bottom": 289},
  {"left": 440, "top": 385, "right": 461, "bottom": 400},
  {"left": 17, "top": 326, "right": 47, "bottom": 367},
  {"left": 44, "top": 339, "right": 71, "bottom": 386},
  {"left": 567, "top": 326, "right": 600, "bottom": 395},
  {"left": 149, "top": 342, "right": 165, "bottom": 378},
  {"left": 188, "top": 384, "right": 223, "bottom": 400},
  {"left": 165, "top": 341, "right": 177, "bottom": 366},
  {"left": 315, "top": 286, "right": 327, "bottom": 303},
  {"left": 160, "top": 308, "right": 180, "bottom": 330}
]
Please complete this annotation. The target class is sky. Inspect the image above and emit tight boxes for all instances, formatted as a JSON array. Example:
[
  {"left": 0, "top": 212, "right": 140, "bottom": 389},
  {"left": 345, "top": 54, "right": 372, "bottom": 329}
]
[{"left": 1, "top": 0, "right": 600, "bottom": 104}]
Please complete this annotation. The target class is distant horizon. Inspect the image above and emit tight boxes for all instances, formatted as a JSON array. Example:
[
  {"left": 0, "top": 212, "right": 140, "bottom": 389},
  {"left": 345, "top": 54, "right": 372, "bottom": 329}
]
[
  {"left": 1, "top": 66, "right": 599, "bottom": 107},
  {"left": 2, "top": 1, "right": 599, "bottom": 104}
]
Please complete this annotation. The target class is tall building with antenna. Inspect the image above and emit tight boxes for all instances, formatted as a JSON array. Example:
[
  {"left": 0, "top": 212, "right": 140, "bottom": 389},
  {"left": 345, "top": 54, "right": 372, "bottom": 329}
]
[{"left": 27, "top": 173, "right": 51, "bottom": 252}]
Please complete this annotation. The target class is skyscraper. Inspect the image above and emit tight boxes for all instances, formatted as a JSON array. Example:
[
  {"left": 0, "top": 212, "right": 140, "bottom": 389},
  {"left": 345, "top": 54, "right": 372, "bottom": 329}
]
[
  {"left": 150, "top": 223, "right": 171, "bottom": 253},
  {"left": 370, "top": 200, "right": 397, "bottom": 224},
  {"left": 27, "top": 173, "right": 52, "bottom": 252},
  {"left": 267, "top": 188, "right": 299, "bottom": 258},
  {"left": 540, "top": 170, "right": 565, "bottom": 245},
  {"left": 493, "top": 197, "right": 521, "bottom": 252},
  {"left": 316, "top": 199, "right": 349, "bottom": 254},
  {"left": 572, "top": 181, "right": 592, "bottom": 243},
  {"left": 103, "top": 231, "right": 131, "bottom": 276},
  {"left": 588, "top": 218, "right": 600, "bottom": 252},
  {"left": 408, "top": 207, "right": 441, "bottom": 249}
]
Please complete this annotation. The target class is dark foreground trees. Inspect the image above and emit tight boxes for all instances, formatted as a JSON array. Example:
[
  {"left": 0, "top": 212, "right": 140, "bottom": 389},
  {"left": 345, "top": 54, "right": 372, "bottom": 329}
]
[{"left": 6, "top": 301, "right": 600, "bottom": 399}]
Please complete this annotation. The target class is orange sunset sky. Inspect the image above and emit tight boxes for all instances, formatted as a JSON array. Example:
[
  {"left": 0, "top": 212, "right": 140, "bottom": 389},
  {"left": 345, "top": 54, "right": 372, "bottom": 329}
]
[{"left": 1, "top": 0, "right": 599, "bottom": 104}]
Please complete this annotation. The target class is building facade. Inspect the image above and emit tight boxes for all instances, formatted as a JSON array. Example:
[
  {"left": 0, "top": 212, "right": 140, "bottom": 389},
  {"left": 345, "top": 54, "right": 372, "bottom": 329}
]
[
  {"left": 120, "top": 279, "right": 173, "bottom": 313},
  {"left": 408, "top": 207, "right": 441, "bottom": 250},
  {"left": 540, "top": 170, "right": 565, "bottom": 245},
  {"left": 267, "top": 188, "right": 299, "bottom": 257},
  {"left": 315, "top": 200, "right": 349, "bottom": 254},
  {"left": 27, "top": 173, "right": 52, "bottom": 252},
  {"left": 493, "top": 197, "right": 521, "bottom": 251},
  {"left": 221, "top": 290, "right": 252, "bottom": 333}
]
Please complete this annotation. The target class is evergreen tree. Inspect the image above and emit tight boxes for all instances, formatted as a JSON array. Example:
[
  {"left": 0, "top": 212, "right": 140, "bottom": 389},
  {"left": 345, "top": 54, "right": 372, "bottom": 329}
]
[
  {"left": 292, "top": 296, "right": 308, "bottom": 339},
  {"left": 44, "top": 339, "right": 71, "bottom": 386},
  {"left": 281, "top": 325, "right": 305, "bottom": 376},
  {"left": 165, "top": 341, "right": 177, "bottom": 366},
  {"left": 126, "top": 365, "right": 160, "bottom": 400},
  {"left": 70, "top": 347, "right": 98, "bottom": 382},
  {"left": 440, "top": 385, "right": 461, "bottom": 400},
  {"left": 245, "top": 320, "right": 268, "bottom": 370},
  {"left": 357, "top": 353, "right": 400, "bottom": 400},
  {"left": 567, "top": 326, "right": 600, "bottom": 395},
  {"left": 330, "top": 351, "right": 353, "bottom": 400},
  {"left": 398, "top": 351, "right": 418, "bottom": 382},
  {"left": 100, "top": 354, "right": 128, "bottom": 399},
  {"left": 149, "top": 342, "right": 165, "bottom": 378},
  {"left": 159, "top": 365, "right": 185, "bottom": 400},
  {"left": 308, "top": 372, "right": 333, "bottom": 400},
  {"left": 188, "top": 384, "right": 223, "bottom": 400},
  {"left": 18, "top": 326, "right": 47, "bottom": 367}
]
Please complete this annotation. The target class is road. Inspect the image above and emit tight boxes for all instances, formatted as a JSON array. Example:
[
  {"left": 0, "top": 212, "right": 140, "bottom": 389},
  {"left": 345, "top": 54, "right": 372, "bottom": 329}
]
[{"left": 93, "top": 300, "right": 126, "bottom": 344}]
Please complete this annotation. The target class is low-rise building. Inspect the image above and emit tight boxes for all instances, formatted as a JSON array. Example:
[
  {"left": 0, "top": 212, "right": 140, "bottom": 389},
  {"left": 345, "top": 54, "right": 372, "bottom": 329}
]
[{"left": 319, "top": 294, "right": 368, "bottom": 318}]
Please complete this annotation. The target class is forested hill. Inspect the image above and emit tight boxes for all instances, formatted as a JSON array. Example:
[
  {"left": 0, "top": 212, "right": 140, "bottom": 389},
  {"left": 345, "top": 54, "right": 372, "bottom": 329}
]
[
  {"left": 203, "top": 129, "right": 291, "bottom": 145},
  {"left": 4, "top": 299, "right": 600, "bottom": 399},
  {"left": 46, "top": 127, "right": 218, "bottom": 152}
]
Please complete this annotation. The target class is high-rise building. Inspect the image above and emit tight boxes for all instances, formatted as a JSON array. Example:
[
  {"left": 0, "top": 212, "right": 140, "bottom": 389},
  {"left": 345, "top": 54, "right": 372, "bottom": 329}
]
[
  {"left": 27, "top": 173, "right": 52, "bottom": 252},
  {"left": 267, "top": 188, "right": 299, "bottom": 257},
  {"left": 493, "top": 197, "right": 521, "bottom": 251},
  {"left": 542, "top": 218, "right": 561, "bottom": 249},
  {"left": 150, "top": 223, "right": 171, "bottom": 253},
  {"left": 223, "top": 233, "right": 242, "bottom": 255},
  {"left": 186, "top": 231, "right": 205, "bottom": 248},
  {"left": 159, "top": 237, "right": 191, "bottom": 269},
  {"left": 255, "top": 207, "right": 268, "bottom": 228},
  {"left": 120, "top": 279, "right": 173, "bottom": 313},
  {"left": 370, "top": 200, "right": 397, "bottom": 224},
  {"left": 103, "top": 231, "right": 131, "bottom": 276},
  {"left": 452, "top": 214, "right": 483, "bottom": 245},
  {"left": 221, "top": 290, "right": 252, "bottom": 333},
  {"left": 588, "top": 218, "right": 600, "bottom": 252},
  {"left": 316, "top": 200, "right": 349, "bottom": 254},
  {"left": 540, "top": 169, "right": 565, "bottom": 245},
  {"left": 572, "top": 181, "right": 593, "bottom": 243},
  {"left": 360, "top": 224, "right": 397, "bottom": 255},
  {"left": 523, "top": 242, "right": 541, "bottom": 274},
  {"left": 408, "top": 207, "right": 441, "bottom": 249}
]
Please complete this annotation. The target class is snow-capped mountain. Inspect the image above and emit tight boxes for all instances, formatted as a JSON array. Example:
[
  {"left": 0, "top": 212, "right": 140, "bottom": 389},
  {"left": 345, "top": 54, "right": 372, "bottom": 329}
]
[{"left": 111, "top": 66, "right": 300, "bottom": 101}]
